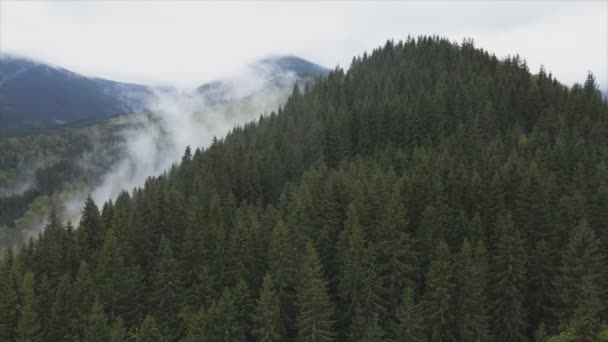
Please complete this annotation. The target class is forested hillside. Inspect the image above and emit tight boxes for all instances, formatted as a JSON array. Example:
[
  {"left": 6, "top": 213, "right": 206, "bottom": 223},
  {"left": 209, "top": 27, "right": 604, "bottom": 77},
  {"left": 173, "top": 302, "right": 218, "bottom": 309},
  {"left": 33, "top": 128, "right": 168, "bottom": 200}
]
[{"left": 1, "top": 36, "right": 607, "bottom": 341}]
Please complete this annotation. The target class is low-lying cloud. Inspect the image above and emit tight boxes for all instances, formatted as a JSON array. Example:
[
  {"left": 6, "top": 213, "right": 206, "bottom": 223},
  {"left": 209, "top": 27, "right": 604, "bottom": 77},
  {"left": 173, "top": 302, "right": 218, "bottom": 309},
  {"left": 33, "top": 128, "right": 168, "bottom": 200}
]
[{"left": 55, "top": 61, "right": 301, "bottom": 229}]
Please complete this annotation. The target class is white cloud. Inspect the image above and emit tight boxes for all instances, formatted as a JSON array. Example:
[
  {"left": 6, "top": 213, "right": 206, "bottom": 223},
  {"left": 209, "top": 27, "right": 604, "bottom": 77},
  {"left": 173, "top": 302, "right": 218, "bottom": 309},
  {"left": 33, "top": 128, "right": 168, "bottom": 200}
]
[{"left": 1, "top": 1, "right": 606, "bottom": 89}]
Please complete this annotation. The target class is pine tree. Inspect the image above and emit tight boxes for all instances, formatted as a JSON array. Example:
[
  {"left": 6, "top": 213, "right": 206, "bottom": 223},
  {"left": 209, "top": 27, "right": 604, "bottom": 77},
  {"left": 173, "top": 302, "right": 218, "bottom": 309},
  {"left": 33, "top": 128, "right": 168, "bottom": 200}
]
[
  {"left": 490, "top": 215, "right": 528, "bottom": 342},
  {"left": 77, "top": 195, "right": 103, "bottom": 258},
  {"left": 95, "top": 229, "right": 144, "bottom": 326},
  {"left": 296, "top": 241, "right": 335, "bottom": 342},
  {"left": 200, "top": 288, "right": 245, "bottom": 341},
  {"left": 554, "top": 219, "right": 606, "bottom": 324},
  {"left": 133, "top": 315, "right": 167, "bottom": 342},
  {"left": 359, "top": 313, "right": 385, "bottom": 342},
  {"left": 420, "top": 240, "right": 455, "bottom": 342},
  {"left": 268, "top": 219, "right": 298, "bottom": 337},
  {"left": 48, "top": 275, "right": 75, "bottom": 341},
  {"left": 253, "top": 273, "right": 282, "bottom": 342},
  {"left": 150, "top": 235, "right": 181, "bottom": 337},
  {"left": 391, "top": 287, "right": 424, "bottom": 342},
  {"left": 0, "top": 251, "right": 19, "bottom": 342},
  {"left": 454, "top": 239, "right": 489, "bottom": 341},
  {"left": 568, "top": 276, "right": 604, "bottom": 342},
  {"left": 376, "top": 185, "right": 419, "bottom": 315},
  {"left": 82, "top": 300, "right": 112, "bottom": 342},
  {"left": 16, "top": 272, "right": 41, "bottom": 342},
  {"left": 338, "top": 204, "right": 385, "bottom": 331}
]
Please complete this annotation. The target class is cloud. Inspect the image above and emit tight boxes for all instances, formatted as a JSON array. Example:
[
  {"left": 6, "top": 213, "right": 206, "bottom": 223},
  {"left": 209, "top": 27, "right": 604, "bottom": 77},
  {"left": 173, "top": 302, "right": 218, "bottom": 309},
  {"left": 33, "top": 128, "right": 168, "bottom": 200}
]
[
  {"left": 1, "top": 1, "right": 606, "bottom": 89},
  {"left": 57, "top": 61, "right": 301, "bottom": 225}
]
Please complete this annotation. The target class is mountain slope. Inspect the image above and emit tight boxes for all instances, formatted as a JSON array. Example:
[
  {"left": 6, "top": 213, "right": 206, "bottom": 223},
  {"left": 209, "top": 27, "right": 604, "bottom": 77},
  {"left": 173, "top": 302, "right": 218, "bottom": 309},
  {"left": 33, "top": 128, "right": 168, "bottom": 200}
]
[
  {"left": 195, "top": 55, "right": 329, "bottom": 102},
  {"left": 0, "top": 54, "right": 152, "bottom": 133},
  {"left": 1, "top": 37, "right": 607, "bottom": 341}
]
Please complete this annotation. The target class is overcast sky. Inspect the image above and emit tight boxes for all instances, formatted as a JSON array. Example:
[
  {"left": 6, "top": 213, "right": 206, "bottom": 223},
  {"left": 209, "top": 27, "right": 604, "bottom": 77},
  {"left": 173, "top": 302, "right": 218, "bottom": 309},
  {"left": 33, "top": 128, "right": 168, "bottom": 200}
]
[{"left": 1, "top": 1, "right": 607, "bottom": 90}]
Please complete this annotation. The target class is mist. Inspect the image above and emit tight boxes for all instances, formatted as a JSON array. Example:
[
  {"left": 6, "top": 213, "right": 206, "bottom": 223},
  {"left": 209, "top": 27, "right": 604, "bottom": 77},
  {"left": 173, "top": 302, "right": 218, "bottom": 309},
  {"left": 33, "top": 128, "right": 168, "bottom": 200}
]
[{"left": 57, "top": 60, "right": 303, "bottom": 227}]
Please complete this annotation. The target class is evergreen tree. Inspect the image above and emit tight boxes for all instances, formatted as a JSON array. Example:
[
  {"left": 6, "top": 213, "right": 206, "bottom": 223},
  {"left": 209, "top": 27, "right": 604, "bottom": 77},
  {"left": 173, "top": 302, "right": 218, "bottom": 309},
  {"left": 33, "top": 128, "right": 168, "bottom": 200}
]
[
  {"left": 82, "top": 300, "right": 112, "bottom": 342},
  {"left": 376, "top": 185, "right": 419, "bottom": 315},
  {"left": 338, "top": 204, "right": 385, "bottom": 331},
  {"left": 268, "top": 219, "right": 298, "bottom": 337},
  {"left": 490, "top": 215, "right": 528, "bottom": 342},
  {"left": 200, "top": 288, "right": 244, "bottom": 341},
  {"left": 454, "top": 239, "right": 489, "bottom": 341},
  {"left": 296, "top": 241, "right": 335, "bottom": 342},
  {"left": 150, "top": 235, "right": 181, "bottom": 337},
  {"left": 554, "top": 219, "right": 606, "bottom": 324},
  {"left": 391, "top": 287, "right": 424, "bottom": 342},
  {"left": 0, "top": 252, "right": 19, "bottom": 342},
  {"left": 133, "top": 315, "right": 167, "bottom": 342},
  {"left": 359, "top": 313, "right": 385, "bottom": 342},
  {"left": 77, "top": 196, "right": 103, "bottom": 258},
  {"left": 568, "top": 276, "right": 604, "bottom": 342},
  {"left": 420, "top": 240, "right": 455, "bottom": 342},
  {"left": 16, "top": 272, "right": 41, "bottom": 342},
  {"left": 253, "top": 273, "right": 282, "bottom": 342}
]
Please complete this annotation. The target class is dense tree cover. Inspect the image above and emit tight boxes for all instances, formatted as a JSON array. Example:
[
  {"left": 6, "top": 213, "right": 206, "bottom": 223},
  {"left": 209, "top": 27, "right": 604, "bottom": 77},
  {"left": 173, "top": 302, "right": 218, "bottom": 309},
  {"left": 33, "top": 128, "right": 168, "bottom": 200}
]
[
  {"left": 0, "top": 115, "right": 139, "bottom": 245},
  {"left": 1, "top": 36, "right": 607, "bottom": 341}
]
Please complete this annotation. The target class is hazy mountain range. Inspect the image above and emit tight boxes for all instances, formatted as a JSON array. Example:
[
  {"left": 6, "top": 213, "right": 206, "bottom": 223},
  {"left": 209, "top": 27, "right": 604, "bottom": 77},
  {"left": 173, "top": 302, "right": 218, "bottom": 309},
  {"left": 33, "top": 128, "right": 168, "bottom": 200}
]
[{"left": 0, "top": 54, "right": 329, "bottom": 133}]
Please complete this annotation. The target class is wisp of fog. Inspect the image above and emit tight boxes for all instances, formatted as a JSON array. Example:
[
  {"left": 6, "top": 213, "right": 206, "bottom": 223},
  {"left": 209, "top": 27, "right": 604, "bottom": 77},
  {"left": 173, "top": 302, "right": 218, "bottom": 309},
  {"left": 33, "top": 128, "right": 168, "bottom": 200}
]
[{"left": 36, "top": 61, "right": 302, "bottom": 235}]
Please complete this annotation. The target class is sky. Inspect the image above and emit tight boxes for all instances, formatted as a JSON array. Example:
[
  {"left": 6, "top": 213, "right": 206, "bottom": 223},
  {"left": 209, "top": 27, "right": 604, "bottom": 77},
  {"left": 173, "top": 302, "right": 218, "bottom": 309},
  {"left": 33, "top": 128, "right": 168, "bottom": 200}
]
[{"left": 1, "top": 1, "right": 607, "bottom": 90}]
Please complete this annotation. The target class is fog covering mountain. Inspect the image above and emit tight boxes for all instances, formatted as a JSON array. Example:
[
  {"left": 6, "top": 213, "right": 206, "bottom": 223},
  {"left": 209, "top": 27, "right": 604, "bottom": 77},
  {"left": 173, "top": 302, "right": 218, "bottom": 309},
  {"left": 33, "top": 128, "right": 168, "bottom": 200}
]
[
  {"left": 196, "top": 55, "right": 330, "bottom": 103},
  {"left": 0, "top": 54, "right": 329, "bottom": 134},
  {"left": 0, "top": 54, "right": 152, "bottom": 133},
  {"left": 0, "top": 54, "right": 330, "bottom": 244},
  {"left": 2, "top": 37, "right": 607, "bottom": 342}
]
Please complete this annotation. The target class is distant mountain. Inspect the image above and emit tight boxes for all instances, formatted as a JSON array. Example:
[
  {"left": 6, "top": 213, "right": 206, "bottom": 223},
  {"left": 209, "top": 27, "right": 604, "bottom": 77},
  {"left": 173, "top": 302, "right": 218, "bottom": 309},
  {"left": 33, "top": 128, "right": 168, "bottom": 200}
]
[
  {"left": 195, "top": 56, "right": 330, "bottom": 103},
  {"left": 0, "top": 54, "right": 152, "bottom": 133}
]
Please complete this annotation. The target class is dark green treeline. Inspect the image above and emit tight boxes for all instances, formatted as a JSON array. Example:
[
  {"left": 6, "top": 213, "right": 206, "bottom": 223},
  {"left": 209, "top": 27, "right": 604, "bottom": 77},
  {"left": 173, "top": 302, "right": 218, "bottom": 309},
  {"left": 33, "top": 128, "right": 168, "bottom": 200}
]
[{"left": 1, "top": 36, "right": 607, "bottom": 341}]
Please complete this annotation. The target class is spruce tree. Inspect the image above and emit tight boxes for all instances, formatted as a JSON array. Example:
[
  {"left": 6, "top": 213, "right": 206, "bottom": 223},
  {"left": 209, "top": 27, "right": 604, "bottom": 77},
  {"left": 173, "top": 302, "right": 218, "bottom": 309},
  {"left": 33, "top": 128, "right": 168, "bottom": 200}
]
[
  {"left": 359, "top": 313, "right": 385, "bottom": 342},
  {"left": 82, "top": 300, "right": 112, "bottom": 342},
  {"left": 133, "top": 315, "right": 167, "bottom": 342},
  {"left": 296, "top": 241, "right": 335, "bottom": 342},
  {"left": 338, "top": 204, "right": 385, "bottom": 331},
  {"left": 490, "top": 215, "right": 528, "bottom": 342},
  {"left": 16, "top": 272, "right": 41, "bottom": 342},
  {"left": 376, "top": 185, "right": 419, "bottom": 315},
  {"left": 253, "top": 273, "right": 282, "bottom": 342},
  {"left": 268, "top": 219, "right": 298, "bottom": 337},
  {"left": 554, "top": 219, "right": 606, "bottom": 324},
  {"left": 420, "top": 240, "right": 455, "bottom": 341},
  {"left": 568, "top": 276, "right": 603, "bottom": 342},
  {"left": 77, "top": 195, "right": 103, "bottom": 258},
  {"left": 454, "top": 239, "right": 489, "bottom": 341},
  {"left": 150, "top": 235, "right": 181, "bottom": 337},
  {"left": 391, "top": 287, "right": 424, "bottom": 342}
]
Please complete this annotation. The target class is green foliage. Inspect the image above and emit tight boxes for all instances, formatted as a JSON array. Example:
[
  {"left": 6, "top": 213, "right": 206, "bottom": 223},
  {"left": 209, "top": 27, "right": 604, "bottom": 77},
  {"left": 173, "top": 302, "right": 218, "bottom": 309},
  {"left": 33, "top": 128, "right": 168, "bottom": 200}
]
[
  {"left": 16, "top": 272, "right": 41, "bottom": 342},
  {"left": 391, "top": 287, "right": 424, "bottom": 342},
  {"left": 253, "top": 273, "right": 282, "bottom": 342},
  {"left": 2, "top": 36, "right": 608, "bottom": 341},
  {"left": 420, "top": 240, "right": 455, "bottom": 341},
  {"left": 296, "top": 242, "right": 335, "bottom": 342},
  {"left": 490, "top": 215, "right": 528, "bottom": 342},
  {"left": 133, "top": 315, "right": 167, "bottom": 342}
]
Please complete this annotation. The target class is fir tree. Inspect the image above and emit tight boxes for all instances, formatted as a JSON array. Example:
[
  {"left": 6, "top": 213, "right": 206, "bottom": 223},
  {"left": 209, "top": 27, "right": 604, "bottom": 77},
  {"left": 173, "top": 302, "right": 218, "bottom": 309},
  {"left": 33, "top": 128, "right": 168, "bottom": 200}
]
[
  {"left": 391, "top": 286, "right": 424, "bottom": 342},
  {"left": 268, "top": 219, "right": 298, "bottom": 337},
  {"left": 420, "top": 240, "right": 455, "bottom": 341},
  {"left": 133, "top": 315, "right": 167, "bottom": 342},
  {"left": 16, "top": 272, "right": 41, "bottom": 342},
  {"left": 490, "top": 215, "right": 528, "bottom": 342},
  {"left": 253, "top": 273, "right": 282, "bottom": 342},
  {"left": 296, "top": 241, "right": 335, "bottom": 342}
]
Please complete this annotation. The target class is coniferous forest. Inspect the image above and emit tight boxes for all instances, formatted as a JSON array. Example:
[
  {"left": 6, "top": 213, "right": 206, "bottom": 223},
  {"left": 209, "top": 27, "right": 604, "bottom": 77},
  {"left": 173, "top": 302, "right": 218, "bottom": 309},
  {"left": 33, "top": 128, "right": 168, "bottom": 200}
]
[{"left": 1, "top": 36, "right": 608, "bottom": 341}]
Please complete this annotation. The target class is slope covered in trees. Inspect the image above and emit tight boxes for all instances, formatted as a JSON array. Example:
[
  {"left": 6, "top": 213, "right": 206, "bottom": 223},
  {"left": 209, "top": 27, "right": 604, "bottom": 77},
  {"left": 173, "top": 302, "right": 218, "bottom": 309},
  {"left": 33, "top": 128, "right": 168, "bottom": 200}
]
[{"left": 1, "top": 36, "right": 607, "bottom": 341}]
